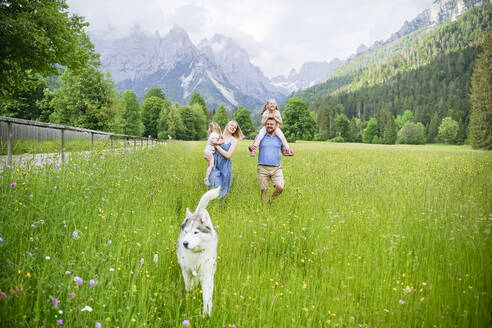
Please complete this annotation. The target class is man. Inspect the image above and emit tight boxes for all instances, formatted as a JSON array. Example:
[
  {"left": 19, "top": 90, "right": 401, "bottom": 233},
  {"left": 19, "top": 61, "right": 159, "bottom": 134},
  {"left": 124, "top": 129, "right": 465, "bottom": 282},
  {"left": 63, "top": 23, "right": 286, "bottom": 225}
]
[{"left": 249, "top": 117, "right": 285, "bottom": 204}]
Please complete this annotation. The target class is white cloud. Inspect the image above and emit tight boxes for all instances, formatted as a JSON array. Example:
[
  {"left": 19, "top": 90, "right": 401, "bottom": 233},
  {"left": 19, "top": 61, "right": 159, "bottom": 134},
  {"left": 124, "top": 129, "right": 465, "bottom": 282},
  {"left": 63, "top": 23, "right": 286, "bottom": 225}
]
[{"left": 67, "top": 0, "right": 433, "bottom": 78}]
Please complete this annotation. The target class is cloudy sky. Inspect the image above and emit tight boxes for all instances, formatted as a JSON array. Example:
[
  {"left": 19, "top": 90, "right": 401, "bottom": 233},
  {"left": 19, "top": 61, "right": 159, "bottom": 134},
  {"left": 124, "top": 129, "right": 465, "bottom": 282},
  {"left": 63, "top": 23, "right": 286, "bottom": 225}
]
[{"left": 67, "top": 0, "right": 433, "bottom": 78}]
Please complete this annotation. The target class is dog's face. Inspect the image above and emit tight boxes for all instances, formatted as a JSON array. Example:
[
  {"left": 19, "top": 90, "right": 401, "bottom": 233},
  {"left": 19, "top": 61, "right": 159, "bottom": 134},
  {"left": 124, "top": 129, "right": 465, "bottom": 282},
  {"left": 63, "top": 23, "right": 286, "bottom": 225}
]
[{"left": 179, "top": 208, "right": 215, "bottom": 252}]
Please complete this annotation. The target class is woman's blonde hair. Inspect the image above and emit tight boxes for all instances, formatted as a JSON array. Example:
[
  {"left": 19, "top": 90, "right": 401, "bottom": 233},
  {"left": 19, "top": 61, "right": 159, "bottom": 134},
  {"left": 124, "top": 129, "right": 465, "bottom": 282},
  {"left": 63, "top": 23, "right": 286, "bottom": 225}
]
[
  {"left": 261, "top": 98, "right": 278, "bottom": 116},
  {"left": 208, "top": 122, "right": 221, "bottom": 136},
  {"left": 224, "top": 120, "right": 244, "bottom": 140}
]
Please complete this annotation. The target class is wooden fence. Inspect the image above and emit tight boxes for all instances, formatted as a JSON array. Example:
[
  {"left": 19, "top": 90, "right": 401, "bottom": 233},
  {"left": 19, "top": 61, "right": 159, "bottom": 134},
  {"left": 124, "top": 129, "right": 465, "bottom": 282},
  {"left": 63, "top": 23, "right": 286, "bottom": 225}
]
[{"left": 0, "top": 116, "right": 166, "bottom": 167}]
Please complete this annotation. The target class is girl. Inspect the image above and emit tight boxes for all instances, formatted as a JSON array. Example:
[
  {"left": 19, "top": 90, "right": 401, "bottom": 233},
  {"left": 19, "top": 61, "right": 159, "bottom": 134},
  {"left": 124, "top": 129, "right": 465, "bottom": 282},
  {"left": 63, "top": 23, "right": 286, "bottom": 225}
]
[
  {"left": 203, "top": 122, "right": 223, "bottom": 186},
  {"left": 250, "top": 99, "right": 293, "bottom": 156}
]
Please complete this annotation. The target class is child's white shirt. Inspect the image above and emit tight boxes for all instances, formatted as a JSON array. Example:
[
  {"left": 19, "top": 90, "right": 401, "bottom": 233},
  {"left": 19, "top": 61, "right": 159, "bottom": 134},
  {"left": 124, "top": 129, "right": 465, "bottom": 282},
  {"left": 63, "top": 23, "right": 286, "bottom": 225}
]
[
  {"left": 204, "top": 132, "right": 220, "bottom": 155},
  {"left": 262, "top": 109, "right": 281, "bottom": 120}
]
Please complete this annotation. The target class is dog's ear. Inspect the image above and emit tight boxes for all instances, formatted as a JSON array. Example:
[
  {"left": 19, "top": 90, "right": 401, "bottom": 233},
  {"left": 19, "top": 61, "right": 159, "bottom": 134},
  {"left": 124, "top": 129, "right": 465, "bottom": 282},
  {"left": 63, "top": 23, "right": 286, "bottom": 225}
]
[{"left": 185, "top": 208, "right": 192, "bottom": 217}]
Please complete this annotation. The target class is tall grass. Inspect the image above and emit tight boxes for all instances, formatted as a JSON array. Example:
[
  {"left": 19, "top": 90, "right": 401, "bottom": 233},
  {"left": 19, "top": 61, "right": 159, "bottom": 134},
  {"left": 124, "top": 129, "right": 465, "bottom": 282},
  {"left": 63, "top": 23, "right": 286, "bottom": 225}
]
[{"left": 0, "top": 141, "right": 490, "bottom": 327}]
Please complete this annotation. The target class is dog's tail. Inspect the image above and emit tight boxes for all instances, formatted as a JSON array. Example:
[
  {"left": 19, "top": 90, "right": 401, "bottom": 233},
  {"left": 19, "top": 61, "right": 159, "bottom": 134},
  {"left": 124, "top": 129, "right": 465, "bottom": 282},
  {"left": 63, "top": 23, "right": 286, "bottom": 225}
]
[{"left": 195, "top": 187, "right": 220, "bottom": 214}]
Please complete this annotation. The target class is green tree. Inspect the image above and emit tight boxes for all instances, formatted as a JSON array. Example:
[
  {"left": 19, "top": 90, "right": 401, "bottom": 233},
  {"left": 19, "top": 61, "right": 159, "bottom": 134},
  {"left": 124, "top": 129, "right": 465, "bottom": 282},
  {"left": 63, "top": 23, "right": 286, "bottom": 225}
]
[
  {"left": 213, "top": 105, "right": 230, "bottom": 131},
  {"left": 49, "top": 67, "right": 116, "bottom": 131},
  {"left": 438, "top": 117, "right": 460, "bottom": 144},
  {"left": 397, "top": 122, "right": 426, "bottom": 144},
  {"left": 156, "top": 99, "right": 172, "bottom": 138},
  {"left": 189, "top": 92, "right": 208, "bottom": 120},
  {"left": 141, "top": 96, "right": 167, "bottom": 137},
  {"left": 0, "top": 74, "right": 47, "bottom": 120},
  {"left": 233, "top": 106, "right": 255, "bottom": 137},
  {"left": 0, "top": 0, "right": 97, "bottom": 96},
  {"left": 144, "top": 88, "right": 166, "bottom": 100},
  {"left": 469, "top": 32, "right": 492, "bottom": 149},
  {"left": 348, "top": 117, "right": 362, "bottom": 142},
  {"left": 427, "top": 112, "right": 440, "bottom": 143},
  {"left": 119, "top": 90, "right": 142, "bottom": 136},
  {"left": 282, "top": 98, "right": 316, "bottom": 141},
  {"left": 165, "top": 105, "right": 186, "bottom": 139},
  {"left": 395, "top": 110, "right": 414, "bottom": 129},
  {"left": 382, "top": 111, "right": 397, "bottom": 144},
  {"left": 362, "top": 118, "right": 378, "bottom": 143},
  {"left": 334, "top": 113, "right": 350, "bottom": 139},
  {"left": 191, "top": 104, "right": 207, "bottom": 140}
]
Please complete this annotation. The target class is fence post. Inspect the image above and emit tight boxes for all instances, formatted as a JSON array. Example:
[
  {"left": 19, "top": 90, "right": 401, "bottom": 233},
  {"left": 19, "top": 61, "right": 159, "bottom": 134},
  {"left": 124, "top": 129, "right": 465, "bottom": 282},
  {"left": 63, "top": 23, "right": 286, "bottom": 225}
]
[
  {"left": 7, "top": 121, "right": 13, "bottom": 167},
  {"left": 110, "top": 135, "right": 113, "bottom": 149},
  {"left": 91, "top": 132, "right": 94, "bottom": 150},
  {"left": 134, "top": 138, "right": 136, "bottom": 149},
  {"left": 61, "top": 128, "right": 65, "bottom": 164}
]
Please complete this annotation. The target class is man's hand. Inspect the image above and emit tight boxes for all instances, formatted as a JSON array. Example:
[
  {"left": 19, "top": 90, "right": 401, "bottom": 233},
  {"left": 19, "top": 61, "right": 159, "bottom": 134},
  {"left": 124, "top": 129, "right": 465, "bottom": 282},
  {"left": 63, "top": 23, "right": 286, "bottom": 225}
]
[{"left": 248, "top": 144, "right": 257, "bottom": 152}]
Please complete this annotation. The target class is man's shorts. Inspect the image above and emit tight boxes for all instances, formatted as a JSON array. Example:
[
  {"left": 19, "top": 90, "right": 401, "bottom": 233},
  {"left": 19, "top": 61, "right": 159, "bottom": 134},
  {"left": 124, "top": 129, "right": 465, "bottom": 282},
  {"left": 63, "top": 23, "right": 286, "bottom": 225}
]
[{"left": 257, "top": 165, "right": 284, "bottom": 190}]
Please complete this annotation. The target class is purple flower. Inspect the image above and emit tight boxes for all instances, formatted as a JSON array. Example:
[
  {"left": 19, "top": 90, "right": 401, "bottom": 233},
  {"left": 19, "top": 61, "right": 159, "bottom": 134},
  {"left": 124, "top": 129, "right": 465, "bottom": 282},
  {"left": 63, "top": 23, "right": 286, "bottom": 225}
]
[
  {"left": 57, "top": 319, "right": 63, "bottom": 325},
  {"left": 70, "top": 292, "right": 76, "bottom": 298},
  {"left": 154, "top": 254, "right": 158, "bottom": 263},
  {"left": 29, "top": 194, "right": 33, "bottom": 199},
  {"left": 133, "top": 230, "right": 137, "bottom": 234},
  {"left": 0, "top": 291, "right": 7, "bottom": 299},
  {"left": 10, "top": 182, "right": 16, "bottom": 188},
  {"left": 54, "top": 186, "right": 57, "bottom": 190},
  {"left": 0, "top": 237, "right": 3, "bottom": 243},
  {"left": 89, "top": 279, "right": 96, "bottom": 287},
  {"left": 95, "top": 322, "right": 102, "bottom": 328},
  {"left": 74, "top": 276, "right": 83, "bottom": 286},
  {"left": 51, "top": 297, "right": 59, "bottom": 307},
  {"left": 28, "top": 252, "right": 32, "bottom": 257},
  {"left": 72, "top": 231, "right": 79, "bottom": 239},
  {"left": 182, "top": 320, "right": 190, "bottom": 327},
  {"left": 140, "top": 258, "right": 144, "bottom": 265},
  {"left": 6, "top": 165, "right": 11, "bottom": 170},
  {"left": 108, "top": 240, "right": 112, "bottom": 245}
]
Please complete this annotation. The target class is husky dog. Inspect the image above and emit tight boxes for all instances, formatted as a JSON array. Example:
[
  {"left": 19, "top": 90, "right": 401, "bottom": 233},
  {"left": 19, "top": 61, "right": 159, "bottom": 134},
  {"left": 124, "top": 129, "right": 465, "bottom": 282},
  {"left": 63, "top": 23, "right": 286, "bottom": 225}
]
[{"left": 177, "top": 187, "right": 220, "bottom": 316}]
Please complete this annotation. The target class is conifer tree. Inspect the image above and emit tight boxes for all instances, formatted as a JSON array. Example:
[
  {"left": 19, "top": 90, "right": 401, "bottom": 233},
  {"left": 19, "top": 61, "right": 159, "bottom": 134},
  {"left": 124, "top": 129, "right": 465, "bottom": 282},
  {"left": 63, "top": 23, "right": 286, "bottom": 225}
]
[{"left": 469, "top": 32, "right": 492, "bottom": 149}]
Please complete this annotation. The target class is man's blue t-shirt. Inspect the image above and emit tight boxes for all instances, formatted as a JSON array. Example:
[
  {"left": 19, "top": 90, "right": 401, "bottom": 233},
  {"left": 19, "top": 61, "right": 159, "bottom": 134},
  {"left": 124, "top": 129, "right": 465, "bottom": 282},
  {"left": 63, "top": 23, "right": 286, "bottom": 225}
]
[{"left": 257, "top": 134, "right": 282, "bottom": 166}]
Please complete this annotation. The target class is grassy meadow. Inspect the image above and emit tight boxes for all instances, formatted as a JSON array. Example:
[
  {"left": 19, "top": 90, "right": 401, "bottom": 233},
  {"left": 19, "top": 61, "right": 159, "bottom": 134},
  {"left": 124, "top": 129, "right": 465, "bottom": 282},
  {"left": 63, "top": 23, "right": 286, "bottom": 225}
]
[{"left": 0, "top": 141, "right": 491, "bottom": 327}]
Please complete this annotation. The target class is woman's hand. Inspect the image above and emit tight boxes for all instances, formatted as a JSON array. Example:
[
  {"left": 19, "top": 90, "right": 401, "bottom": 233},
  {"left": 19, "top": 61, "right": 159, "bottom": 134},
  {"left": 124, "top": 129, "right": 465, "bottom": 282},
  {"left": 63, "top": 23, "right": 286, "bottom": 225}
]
[{"left": 204, "top": 154, "right": 212, "bottom": 161}]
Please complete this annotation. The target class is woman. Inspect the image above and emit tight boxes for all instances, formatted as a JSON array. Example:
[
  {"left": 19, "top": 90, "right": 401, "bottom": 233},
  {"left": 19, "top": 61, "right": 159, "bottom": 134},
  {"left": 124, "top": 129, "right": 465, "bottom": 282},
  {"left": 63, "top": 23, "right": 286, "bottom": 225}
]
[{"left": 207, "top": 120, "right": 243, "bottom": 199}]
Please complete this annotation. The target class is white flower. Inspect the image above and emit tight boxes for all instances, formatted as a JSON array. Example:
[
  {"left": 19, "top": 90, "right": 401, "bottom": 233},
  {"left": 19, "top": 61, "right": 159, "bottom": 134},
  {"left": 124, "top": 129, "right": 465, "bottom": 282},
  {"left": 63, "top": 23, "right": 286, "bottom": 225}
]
[
  {"left": 45, "top": 256, "right": 51, "bottom": 260},
  {"left": 81, "top": 305, "right": 93, "bottom": 312},
  {"left": 399, "top": 299, "right": 405, "bottom": 305},
  {"left": 109, "top": 268, "right": 114, "bottom": 272}
]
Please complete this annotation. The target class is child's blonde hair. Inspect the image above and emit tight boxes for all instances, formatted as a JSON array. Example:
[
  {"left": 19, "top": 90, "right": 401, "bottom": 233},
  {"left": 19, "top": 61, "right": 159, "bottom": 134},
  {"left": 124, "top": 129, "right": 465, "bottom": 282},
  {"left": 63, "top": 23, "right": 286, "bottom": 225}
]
[
  {"left": 261, "top": 98, "right": 278, "bottom": 116},
  {"left": 208, "top": 122, "right": 221, "bottom": 136}
]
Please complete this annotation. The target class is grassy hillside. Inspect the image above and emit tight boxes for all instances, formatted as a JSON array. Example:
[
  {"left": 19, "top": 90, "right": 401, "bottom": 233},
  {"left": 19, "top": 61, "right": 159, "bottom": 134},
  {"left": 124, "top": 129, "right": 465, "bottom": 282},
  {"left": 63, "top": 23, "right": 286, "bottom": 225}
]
[{"left": 1, "top": 141, "right": 490, "bottom": 327}]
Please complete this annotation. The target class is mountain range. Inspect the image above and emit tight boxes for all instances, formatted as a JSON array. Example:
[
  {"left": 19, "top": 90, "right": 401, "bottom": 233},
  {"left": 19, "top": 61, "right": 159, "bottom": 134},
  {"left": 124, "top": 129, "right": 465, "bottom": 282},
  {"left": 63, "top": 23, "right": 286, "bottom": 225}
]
[{"left": 90, "top": 0, "right": 486, "bottom": 113}]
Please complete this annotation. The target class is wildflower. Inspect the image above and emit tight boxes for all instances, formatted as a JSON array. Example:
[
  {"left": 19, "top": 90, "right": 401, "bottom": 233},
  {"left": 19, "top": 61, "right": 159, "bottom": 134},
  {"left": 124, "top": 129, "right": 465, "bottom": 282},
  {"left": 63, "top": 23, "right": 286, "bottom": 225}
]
[
  {"left": 29, "top": 194, "right": 33, "bottom": 199},
  {"left": 81, "top": 305, "right": 93, "bottom": 312},
  {"left": 95, "top": 322, "right": 102, "bottom": 328},
  {"left": 7, "top": 165, "right": 11, "bottom": 169},
  {"left": 54, "top": 186, "right": 57, "bottom": 190},
  {"left": 0, "top": 237, "right": 3, "bottom": 243},
  {"left": 45, "top": 256, "right": 51, "bottom": 260},
  {"left": 57, "top": 319, "right": 63, "bottom": 325},
  {"left": 70, "top": 292, "right": 76, "bottom": 298},
  {"left": 89, "top": 279, "right": 96, "bottom": 287},
  {"left": 399, "top": 299, "right": 405, "bottom": 305},
  {"left": 74, "top": 277, "right": 83, "bottom": 286},
  {"left": 182, "top": 320, "right": 190, "bottom": 326},
  {"left": 140, "top": 258, "right": 144, "bottom": 265},
  {"left": 0, "top": 291, "right": 7, "bottom": 299},
  {"left": 28, "top": 252, "right": 32, "bottom": 257},
  {"left": 133, "top": 231, "right": 137, "bottom": 234},
  {"left": 72, "top": 231, "right": 80, "bottom": 239},
  {"left": 109, "top": 268, "right": 114, "bottom": 272},
  {"left": 10, "top": 182, "right": 16, "bottom": 188},
  {"left": 51, "top": 297, "right": 59, "bottom": 307},
  {"left": 108, "top": 240, "right": 112, "bottom": 245},
  {"left": 154, "top": 254, "right": 158, "bottom": 263}
]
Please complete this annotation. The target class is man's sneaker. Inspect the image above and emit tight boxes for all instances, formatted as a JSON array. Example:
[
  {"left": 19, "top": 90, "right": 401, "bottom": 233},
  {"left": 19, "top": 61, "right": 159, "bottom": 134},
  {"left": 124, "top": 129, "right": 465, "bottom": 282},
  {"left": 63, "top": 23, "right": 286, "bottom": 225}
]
[{"left": 203, "top": 178, "right": 210, "bottom": 186}]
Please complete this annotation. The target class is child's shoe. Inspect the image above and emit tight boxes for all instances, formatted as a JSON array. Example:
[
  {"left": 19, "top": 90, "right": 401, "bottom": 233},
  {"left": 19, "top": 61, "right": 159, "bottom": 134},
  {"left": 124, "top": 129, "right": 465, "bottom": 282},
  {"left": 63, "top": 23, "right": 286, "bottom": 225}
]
[
  {"left": 203, "top": 178, "right": 210, "bottom": 186},
  {"left": 282, "top": 148, "right": 294, "bottom": 156},
  {"left": 248, "top": 144, "right": 256, "bottom": 157}
]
